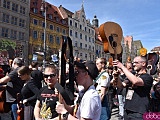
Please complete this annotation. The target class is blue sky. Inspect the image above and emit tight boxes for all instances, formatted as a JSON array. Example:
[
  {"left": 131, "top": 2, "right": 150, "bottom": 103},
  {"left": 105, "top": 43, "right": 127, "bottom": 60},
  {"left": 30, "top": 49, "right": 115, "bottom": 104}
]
[{"left": 47, "top": 0, "right": 160, "bottom": 52}]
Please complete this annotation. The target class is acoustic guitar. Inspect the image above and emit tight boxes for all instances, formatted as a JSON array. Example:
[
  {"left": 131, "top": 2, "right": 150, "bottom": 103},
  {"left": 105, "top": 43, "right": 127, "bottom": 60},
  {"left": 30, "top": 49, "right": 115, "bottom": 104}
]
[
  {"left": 99, "top": 21, "right": 123, "bottom": 87},
  {"left": 99, "top": 21, "right": 123, "bottom": 55},
  {"left": 147, "top": 52, "right": 159, "bottom": 75},
  {"left": 17, "top": 93, "right": 24, "bottom": 120},
  {"left": 99, "top": 24, "right": 109, "bottom": 53},
  {"left": 0, "top": 84, "right": 10, "bottom": 113}
]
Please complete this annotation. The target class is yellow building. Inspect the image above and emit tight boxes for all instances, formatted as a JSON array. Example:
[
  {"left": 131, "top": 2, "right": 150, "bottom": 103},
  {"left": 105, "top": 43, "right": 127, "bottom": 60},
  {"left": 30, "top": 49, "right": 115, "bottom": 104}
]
[{"left": 29, "top": 0, "right": 69, "bottom": 63}]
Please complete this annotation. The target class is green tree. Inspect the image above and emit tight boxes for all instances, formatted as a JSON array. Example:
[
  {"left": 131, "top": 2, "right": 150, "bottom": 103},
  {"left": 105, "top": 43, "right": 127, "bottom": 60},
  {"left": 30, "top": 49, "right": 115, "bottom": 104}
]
[{"left": 0, "top": 39, "right": 16, "bottom": 51}]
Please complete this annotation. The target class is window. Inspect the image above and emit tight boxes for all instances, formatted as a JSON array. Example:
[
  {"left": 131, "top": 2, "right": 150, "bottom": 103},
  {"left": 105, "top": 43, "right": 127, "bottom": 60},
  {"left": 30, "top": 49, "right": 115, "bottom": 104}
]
[
  {"left": 33, "top": 19, "right": 38, "bottom": 25},
  {"left": 62, "top": 29, "right": 66, "bottom": 35},
  {"left": 55, "top": 17, "right": 59, "bottom": 22},
  {"left": 41, "top": 33, "right": 44, "bottom": 40},
  {"left": 10, "top": 29, "right": 17, "bottom": 39},
  {"left": 92, "top": 30, "right": 94, "bottom": 35},
  {"left": 80, "top": 25, "right": 82, "bottom": 29},
  {"left": 70, "top": 20, "right": 72, "bottom": 26},
  {"left": 89, "top": 37, "right": 91, "bottom": 42},
  {"left": 20, "top": 6, "right": 25, "bottom": 14},
  {"left": 85, "top": 44, "right": 87, "bottom": 49},
  {"left": 56, "top": 37, "right": 60, "bottom": 44},
  {"left": 49, "top": 14, "right": 53, "bottom": 19},
  {"left": 3, "top": 13, "right": 9, "bottom": 23},
  {"left": 33, "top": 8, "right": 38, "bottom": 13},
  {"left": 70, "top": 30, "right": 72, "bottom": 36},
  {"left": 49, "top": 25, "right": 54, "bottom": 30},
  {"left": 33, "top": 31, "right": 38, "bottom": 39},
  {"left": 85, "top": 27, "right": 86, "bottom": 31},
  {"left": 33, "top": 2, "right": 37, "bottom": 6},
  {"left": 1, "top": 27, "right": 9, "bottom": 37},
  {"left": 3, "top": 0, "right": 10, "bottom": 9},
  {"left": 75, "top": 41, "right": 77, "bottom": 47},
  {"left": 75, "top": 23, "right": 77, "bottom": 28},
  {"left": 19, "top": 32, "right": 24, "bottom": 40},
  {"left": 80, "top": 33, "right": 82, "bottom": 39},
  {"left": 19, "top": 19, "right": 25, "bottom": 27},
  {"left": 85, "top": 54, "right": 87, "bottom": 58},
  {"left": 49, "top": 35, "right": 53, "bottom": 43},
  {"left": 42, "top": 22, "right": 45, "bottom": 28},
  {"left": 80, "top": 43, "right": 82, "bottom": 49},
  {"left": 85, "top": 35, "right": 87, "bottom": 41},
  {"left": 92, "top": 38, "right": 94, "bottom": 43},
  {"left": 12, "top": 3, "right": 18, "bottom": 12},
  {"left": 75, "top": 32, "right": 78, "bottom": 38},
  {"left": 41, "top": 11, "right": 45, "bottom": 17},
  {"left": 11, "top": 16, "right": 17, "bottom": 25},
  {"left": 56, "top": 27, "right": 60, "bottom": 32},
  {"left": 62, "top": 20, "right": 66, "bottom": 24}
]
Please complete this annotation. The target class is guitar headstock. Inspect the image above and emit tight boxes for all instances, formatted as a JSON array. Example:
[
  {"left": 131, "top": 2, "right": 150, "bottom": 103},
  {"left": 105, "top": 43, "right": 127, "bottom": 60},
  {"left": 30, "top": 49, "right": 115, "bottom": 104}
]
[
  {"left": 147, "top": 52, "right": 159, "bottom": 75},
  {"left": 139, "top": 48, "right": 147, "bottom": 57}
]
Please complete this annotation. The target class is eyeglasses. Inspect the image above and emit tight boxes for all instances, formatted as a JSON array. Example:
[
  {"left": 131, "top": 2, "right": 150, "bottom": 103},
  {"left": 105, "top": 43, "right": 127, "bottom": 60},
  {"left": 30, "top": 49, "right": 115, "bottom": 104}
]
[
  {"left": 43, "top": 74, "right": 56, "bottom": 78},
  {"left": 132, "top": 61, "right": 145, "bottom": 64}
]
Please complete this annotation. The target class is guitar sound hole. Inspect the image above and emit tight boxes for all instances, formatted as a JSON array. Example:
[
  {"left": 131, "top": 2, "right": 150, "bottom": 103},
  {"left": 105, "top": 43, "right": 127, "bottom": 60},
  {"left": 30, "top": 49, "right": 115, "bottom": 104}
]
[{"left": 112, "top": 41, "right": 117, "bottom": 47}]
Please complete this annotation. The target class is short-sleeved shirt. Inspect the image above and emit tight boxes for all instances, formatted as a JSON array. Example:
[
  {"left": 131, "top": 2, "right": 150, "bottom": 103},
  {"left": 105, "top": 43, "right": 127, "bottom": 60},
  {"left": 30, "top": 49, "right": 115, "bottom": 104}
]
[
  {"left": 125, "top": 73, "right": 153, "bottom": 114},
  {"left": 76, "top": 85, "right": 101, "bottom": 120},
  {"left": 37, "top": 86, "right": 58, "bottom": 119},
  {"left": 95, "top": 71, "right": 110, "bottom": 94},
  {"left": 6, "top": 67, "right": 24, "bottom": 102}
]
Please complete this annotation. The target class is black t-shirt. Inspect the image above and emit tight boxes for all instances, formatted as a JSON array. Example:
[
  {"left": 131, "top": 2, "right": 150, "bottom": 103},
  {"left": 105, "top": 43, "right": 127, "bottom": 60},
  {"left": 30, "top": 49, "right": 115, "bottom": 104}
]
[
  {"left": 37, "top": 86, "right": 58, "bottom": 118},
  {"left": 21, "top": 78, "right": 40, "bottom": 106},
  {"left": 124, "top": 73, "right": 153, "bottom": 114},
  {"left": 31, "top": 70, "right": 43, "bottom": 89},
  {"left": 6, "top": 67, "right": 24, "bottom": 103}
]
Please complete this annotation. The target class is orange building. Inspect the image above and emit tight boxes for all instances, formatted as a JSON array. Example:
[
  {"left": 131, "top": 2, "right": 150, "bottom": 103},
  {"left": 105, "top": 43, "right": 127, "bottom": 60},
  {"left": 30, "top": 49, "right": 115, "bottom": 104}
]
[{"left": 29, "top": 0, "right": 69, "bottom": 63}]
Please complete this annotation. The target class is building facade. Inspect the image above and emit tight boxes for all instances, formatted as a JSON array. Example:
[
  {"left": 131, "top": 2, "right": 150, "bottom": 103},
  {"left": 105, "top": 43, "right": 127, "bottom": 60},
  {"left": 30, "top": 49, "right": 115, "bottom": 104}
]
[
  {"left": 59, "top": 4, "right": 95, "bottom": 61},
  {"left": 0, "top": 0, "right": 30, "bottom": 64},
  {"left": 29, "top": 0, "right": 69, "bottom": 64}
]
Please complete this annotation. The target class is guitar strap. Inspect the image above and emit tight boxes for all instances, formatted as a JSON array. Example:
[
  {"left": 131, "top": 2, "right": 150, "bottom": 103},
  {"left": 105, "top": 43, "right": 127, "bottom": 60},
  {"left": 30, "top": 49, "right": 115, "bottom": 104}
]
[
  {"left": 56, "top": 36, "right": 74, "bottom": 105},
  {"left": 94, "top": 71, "right": 106, "bottom": 83},
  {"left": 54, "top": 82, "right": 73, "bottom": 105}
]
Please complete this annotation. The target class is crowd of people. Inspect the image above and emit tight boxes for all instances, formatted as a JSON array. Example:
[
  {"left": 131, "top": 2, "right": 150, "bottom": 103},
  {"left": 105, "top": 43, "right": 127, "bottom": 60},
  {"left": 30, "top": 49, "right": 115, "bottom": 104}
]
[{"left": 0, "top": 55, "right": 160, "bottom": 120}]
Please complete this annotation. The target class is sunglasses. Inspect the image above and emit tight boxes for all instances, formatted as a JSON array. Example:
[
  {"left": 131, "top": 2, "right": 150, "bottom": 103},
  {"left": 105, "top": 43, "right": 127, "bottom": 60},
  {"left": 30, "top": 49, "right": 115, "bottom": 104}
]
[
  {"left": 132, "top": 61, "right": 145, "bottom": 64},
  {"left": 43, "top": 74, "right": 56, "bottom": 78}
]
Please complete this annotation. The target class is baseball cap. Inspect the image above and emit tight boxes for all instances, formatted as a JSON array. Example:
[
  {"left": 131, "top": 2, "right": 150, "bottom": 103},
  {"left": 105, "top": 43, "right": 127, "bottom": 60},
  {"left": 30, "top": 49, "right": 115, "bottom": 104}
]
[{"left": 75, "top": 61, "right": 99, "bottom": 80}]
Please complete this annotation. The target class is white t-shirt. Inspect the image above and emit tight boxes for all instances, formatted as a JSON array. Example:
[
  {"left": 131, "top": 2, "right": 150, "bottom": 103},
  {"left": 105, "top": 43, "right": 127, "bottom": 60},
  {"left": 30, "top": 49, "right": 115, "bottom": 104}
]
[{"left": 76, "top": 85, "right": 101, "bottom": 120}]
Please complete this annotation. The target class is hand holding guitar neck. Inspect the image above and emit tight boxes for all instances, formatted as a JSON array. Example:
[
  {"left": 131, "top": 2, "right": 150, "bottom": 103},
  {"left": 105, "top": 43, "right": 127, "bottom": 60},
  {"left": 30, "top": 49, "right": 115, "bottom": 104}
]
[{"left": 110, "top": 70, "right": 120, "bottom": 87}]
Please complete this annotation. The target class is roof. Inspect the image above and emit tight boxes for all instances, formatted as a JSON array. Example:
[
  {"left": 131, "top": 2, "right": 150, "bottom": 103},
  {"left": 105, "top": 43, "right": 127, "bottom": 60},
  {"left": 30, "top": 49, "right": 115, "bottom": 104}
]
[
  {"left": 58, "top": 5, "right": 74, "bottom": 18},
  {"left": 30, "top": 0, "right": 68, "bottom": 26}
]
